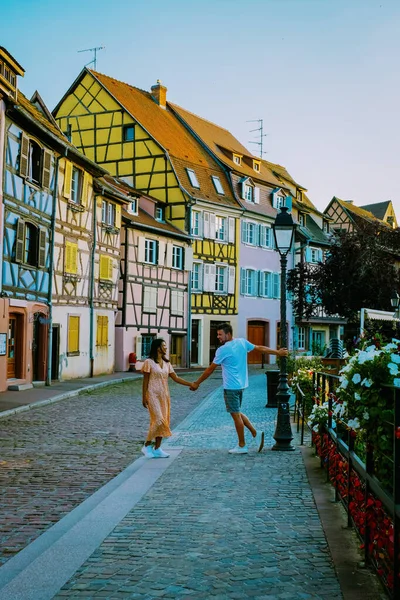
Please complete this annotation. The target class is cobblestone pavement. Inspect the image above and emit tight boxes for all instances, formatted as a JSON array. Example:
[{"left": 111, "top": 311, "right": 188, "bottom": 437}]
[
  {"left": 0, "top": 372, "right": 222, "bottom": 566},
  {"left": 52, "top": 375, "right": 343, "bottom": 600}
]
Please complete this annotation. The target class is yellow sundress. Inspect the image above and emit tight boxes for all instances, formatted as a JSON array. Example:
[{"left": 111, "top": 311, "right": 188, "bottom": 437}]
[{"left": 141, "top": 358, "right": 175, "bottom": 439}]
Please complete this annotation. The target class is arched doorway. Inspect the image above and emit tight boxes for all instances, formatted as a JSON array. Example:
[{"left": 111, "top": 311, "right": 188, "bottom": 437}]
[{"left": 32, "top": 312, "right": 47, "bottom": 381}]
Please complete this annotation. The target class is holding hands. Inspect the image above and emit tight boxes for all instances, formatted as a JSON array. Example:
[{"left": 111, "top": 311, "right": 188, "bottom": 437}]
[{"left": 189, "top": 382, "right": 200, "bottom": 391}]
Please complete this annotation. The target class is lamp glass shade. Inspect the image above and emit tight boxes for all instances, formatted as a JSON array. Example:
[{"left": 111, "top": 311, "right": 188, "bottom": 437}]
[
  {"left": 272, "top": 206, "right": 295, "bottom": 255},
  {"left": 391, "top": 291, "right": 400, "bottom": 309}
]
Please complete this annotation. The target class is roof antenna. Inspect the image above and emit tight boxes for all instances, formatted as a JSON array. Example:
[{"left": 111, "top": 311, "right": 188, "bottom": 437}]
[
  {"left": 77, "top": 46, "right": 105, "bottom": 70},
  {"left": 247, "top": 119, "right": 268, "bottom": 158}
]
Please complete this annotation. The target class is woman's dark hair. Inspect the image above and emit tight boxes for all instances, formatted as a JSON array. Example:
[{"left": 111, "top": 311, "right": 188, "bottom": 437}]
[{"left": 149, "top": 338, "right": 169, "bottom": 363}]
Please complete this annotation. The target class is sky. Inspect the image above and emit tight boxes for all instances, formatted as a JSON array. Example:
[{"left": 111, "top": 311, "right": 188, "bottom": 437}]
[{"left": 2, "top": 0, "right": 400, "bottom": 216}]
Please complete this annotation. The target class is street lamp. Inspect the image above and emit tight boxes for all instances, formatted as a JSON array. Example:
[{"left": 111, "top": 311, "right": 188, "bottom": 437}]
[
  {"left": 271, "top": 205, "right": 296, "bottom": 451},
  {"left": 391, "top": 290, "right": 400, "bottom": 317}
]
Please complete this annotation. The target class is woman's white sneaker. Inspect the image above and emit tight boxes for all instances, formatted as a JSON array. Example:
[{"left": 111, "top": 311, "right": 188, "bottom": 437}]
[
  {"left": 141, "top": 445, "right": 154, "bottom": 458},
  {"left": 152, "top": 448, "right": 170, "bottom": 458}
]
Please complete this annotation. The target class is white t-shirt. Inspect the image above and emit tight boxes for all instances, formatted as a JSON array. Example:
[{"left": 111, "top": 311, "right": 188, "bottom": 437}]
[{"left": 213, "top": 338, "right": 255, "bottom": 390}]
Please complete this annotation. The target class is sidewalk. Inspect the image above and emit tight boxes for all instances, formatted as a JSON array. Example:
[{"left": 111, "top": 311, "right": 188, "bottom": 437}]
[{"left": 0, "top": 374, "right": 385, "bottom": 600}]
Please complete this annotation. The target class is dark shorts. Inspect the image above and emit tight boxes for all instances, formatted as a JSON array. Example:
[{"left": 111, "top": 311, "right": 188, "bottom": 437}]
[{"left": 224, "top": 389, "right": 243, "bottom": 413}]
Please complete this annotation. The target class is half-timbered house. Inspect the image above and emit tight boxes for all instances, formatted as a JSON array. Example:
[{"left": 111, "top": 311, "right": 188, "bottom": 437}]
[{"left": 53, "top": 71, "right": 242, "bottom": 366}]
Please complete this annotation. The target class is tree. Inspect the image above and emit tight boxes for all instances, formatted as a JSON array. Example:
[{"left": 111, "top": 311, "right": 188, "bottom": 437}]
[{"left": 287, "top": 222, "right": 400, "bottom": 322}]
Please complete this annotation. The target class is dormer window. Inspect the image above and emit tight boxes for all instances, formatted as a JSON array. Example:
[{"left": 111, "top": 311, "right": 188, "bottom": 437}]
[
  {"left": 186, "top": 168, "right": 200, "bottom": 188},
  {"left": 233, "top": 154, "right": 242, "bottom": 166},
  {"left": 323, "top": 221, "right": 329, "bottom": 233},
  {"left": 129, "top": 198, "right": 138, "bottom": 214},
  {"left": 155, "top": 206, "right": 165, "bottom": 222},
  {"left": 244, "top": 184, "right": 254, "bottom": 202},
  {"left": 298, "top": 213, "right": 305, "bottom": 227},
  {"left": 253, "top": 161, "right": 260, "bottom": 172},
  {"left": 211, "top": 175, "right": 224, "bottom": 195}
]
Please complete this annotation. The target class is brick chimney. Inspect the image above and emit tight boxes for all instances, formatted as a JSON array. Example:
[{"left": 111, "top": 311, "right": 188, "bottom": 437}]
[{"left": 151, "top": 80, "right": 167, "bottom": 109}]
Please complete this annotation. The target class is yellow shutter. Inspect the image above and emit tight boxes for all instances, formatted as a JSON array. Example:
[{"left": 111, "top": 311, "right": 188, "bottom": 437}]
[
  {"left": 96, "top": 316, "right": 109, "bottom": 346},
  {"left": 65, "top": 242, "right": 78, "bottom": 274},
  {"left": 68, "top": 316, "right": 80, "bottom": 353},
  {"left": 108, "top": 257, "right": 113, "bottom": 281},
  {"left": 81, "top": 171, "right": 90, "bottom": 207},
  {"left": 96, "top": 316, "right": 101, "bottom": 346},
  {"left": 100, "top": 255, "right": 108, "bottom": 280},
  {"left": 64, "top": 160, "right": 73, "bottom": 199},
  {"left": 115, "top": 204, "right": 121, "bottom": 229},
  {"left": 103, "top": 316, "right": 108, "bottom": 346}
]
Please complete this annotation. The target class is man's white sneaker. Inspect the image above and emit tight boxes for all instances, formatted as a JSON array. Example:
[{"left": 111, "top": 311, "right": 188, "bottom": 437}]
[
  {"left": 152, "top": 448, "right": 170, "bottom": 458},
  {"left": 141, "top": 445, "right": 154, "bottom": 458},
  {"left": 253, "top": 431, "right": 265, "bottom": 453},
  {"left": 228, "top": 445, "right": 248, "bottom": 454}
]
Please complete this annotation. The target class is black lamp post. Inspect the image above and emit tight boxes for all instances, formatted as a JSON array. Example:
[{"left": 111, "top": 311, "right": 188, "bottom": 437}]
[{"left": 271, "top": 206, "right": 296, "bottom": 452}]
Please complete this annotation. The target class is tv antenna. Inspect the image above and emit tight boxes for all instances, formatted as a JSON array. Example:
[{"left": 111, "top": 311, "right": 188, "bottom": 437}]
[
  {"left": 77, "top": 46, "right": 105, "bottom": 70},
  {"left": 247, "top": 119, "right": 268, "bottom": 158}
]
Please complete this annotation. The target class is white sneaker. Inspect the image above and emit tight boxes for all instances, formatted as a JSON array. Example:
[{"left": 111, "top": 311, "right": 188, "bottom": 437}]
[
  {"left": 228, "top": 445, "right": 248, "bottom": 454},
  {"left": 252, "top": 431, "right": 265, "bottom": 453},
  {"left": 141, "top": 445, "right": 154, "bottom": 458},
  {"left": 152, "top": 448, "right": 170, "bottom": 458}
]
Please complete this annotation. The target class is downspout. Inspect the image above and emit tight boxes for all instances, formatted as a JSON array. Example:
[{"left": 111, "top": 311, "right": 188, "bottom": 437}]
[
  {"left": 90, "top": 191, "right": 98, "bottom": 377},
  {"left": 0, "top": 99, "right": 6, "bottom": 294},
  {"left": 187, "top": 203, "right": 193, "bottom": 367},
  {"left": 46, "top": 153, "right": 62, "bottom": 385}
]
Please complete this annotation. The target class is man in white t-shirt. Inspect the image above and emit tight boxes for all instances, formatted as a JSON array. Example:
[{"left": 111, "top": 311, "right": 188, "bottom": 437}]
[{"left": 190, "top": 323, "right": 288, "bottom": 454}]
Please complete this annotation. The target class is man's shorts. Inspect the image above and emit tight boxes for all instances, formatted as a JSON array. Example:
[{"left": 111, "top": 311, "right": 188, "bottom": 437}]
[{"left": 224, "top": 389, "right": 243, "bottom": 413}]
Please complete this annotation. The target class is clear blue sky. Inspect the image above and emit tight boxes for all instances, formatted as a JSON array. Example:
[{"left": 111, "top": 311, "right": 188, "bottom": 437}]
[{"left": 3, "top": 0, "right": 399, "bottom": 216}]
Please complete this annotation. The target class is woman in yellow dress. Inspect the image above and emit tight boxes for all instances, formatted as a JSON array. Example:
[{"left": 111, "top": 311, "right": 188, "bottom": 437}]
[{"left": 141, "top": 338, "right": 192, "bottom": 458}]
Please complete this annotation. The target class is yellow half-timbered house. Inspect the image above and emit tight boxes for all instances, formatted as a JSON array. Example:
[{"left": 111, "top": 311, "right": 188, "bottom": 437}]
[{"left": 53, "top": 70, "right": 242, "bottom": 366}]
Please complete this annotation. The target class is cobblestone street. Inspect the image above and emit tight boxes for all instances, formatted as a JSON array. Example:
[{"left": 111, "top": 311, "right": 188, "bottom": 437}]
[{"left": 0, "top": 372, "right": 221, "bottom": 566}]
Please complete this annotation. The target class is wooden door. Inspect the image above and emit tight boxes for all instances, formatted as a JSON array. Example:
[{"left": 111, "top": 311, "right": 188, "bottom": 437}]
[
  {"left": 248, "top": 322, "right": 266, "bottom": 364},
  {"left": 7, "top": 316, "right": 17, "bottom": 378},
  {"left": 191, "top": 319, "right": 199, "bottom": 364},
  {"left": 170, "top": 335, "right": 182, "bottom": 367}
]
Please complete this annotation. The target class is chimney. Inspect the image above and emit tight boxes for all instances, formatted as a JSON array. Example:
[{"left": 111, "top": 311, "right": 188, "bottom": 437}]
[{"left": 151, "top": 79, "right": 167, "bottom": 109}]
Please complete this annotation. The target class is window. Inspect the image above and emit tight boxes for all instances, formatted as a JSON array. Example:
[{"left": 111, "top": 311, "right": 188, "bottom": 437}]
[
  {"left": 298, "top": 327, "right": 306, "bottom": 350},
  {"left": 64, "top": 124, "right": 72, "bottom": 142},
  {"left": 15, "top": 219, "right": 46, "bottom": 268},
  {"left": 258, "top": 271, "right": 280, "bottom": 298},
  {"left": 96, "top": 316, "right": 109, "bottom": 347},
  {"left": 28, "top": 140, "right": 42, "bottom": 184},
  {"left": 143, "top": 286, "right": 157, "bottom": 313},
  {"left": 65, "top": 241, "right": 78, "bottom": 275},
  {"left": 155, "top": 206, "right": 165, "bottom": 222},
  {"left": 171, "top": 290, "right": 184, "bottom": 316},
  {"left": 71, "top": 167, "right": 82, "bottom": 204},
  {"left": 323, "top": 221, "right": 329, "bottom": 233},
  {"left": 233, "top": 154, "right": 242, "bottom": 165},
  {"left": 215, "top": 216, "right": 227, "bottom": 241},
  {"left": 141, "top": 334, "right": 155, "bottom": 359},
  {"left": 102, "top": 200, "right": 116, "bottom": 226},
  {"left": 298, "top": 213, "right": 305, "bottom": 227},
  {"left": 123, "top": 125, "right": 135, "bottom": 142},
  {"left": 215, "top": 265, "right": 227, "bottom": 293},
  {"left": 253, "top": 161, "right": 260, "bottom": 172},
  {"left": 144, "top": 239, "right": 157, "bottom": 264},
  {"left": 192, "top": 262, "right": 203, "bottom": 291},
  {"left": 129, "top": 198, "right": 138, "bottom": 214},
  {"left": 244, "top": 184, "right": 253, "bottom": 202},
  {"left": 99, "top": 255, "right": 113, "bottom": 281},
  {"left": 245, "top": 269, "right": 257, "bottom": 296},
  {"left": 242, "top": 221, "right": 258, "bottom": 245},
  {"left": 211, "top": 176, "right": 224, "bottom": 195},
  {"left": 276, "top": 196, "right": 284, "bottom": 210},
  {"left": 308, "top": 247, "right": 322, "bottom": 263},
  {"left": 191, "top": 211, "right": 202, "bottom": 237},
  {"left": 260, "top": 225, "right": 273, "bottom": 248},
  {"left": 67, "top": 315, "right": 80, "bottom": 355},
  {"left": 19, "top": 134, "right": 52, "bottom": 190},
  {"left": 186, "top": 168, "right": 200, "bottom": 188},
  {"left": 172, "top": 246, "right": 184, "bottom": 269}
]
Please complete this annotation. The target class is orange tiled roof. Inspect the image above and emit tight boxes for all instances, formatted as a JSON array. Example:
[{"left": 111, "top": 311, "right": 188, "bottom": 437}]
[
  {"left": 169, "top": 103, "right": 284, "bottom": 188},
  {"left": 123, "top": 205, "right": 190, "bottom": 239},
  {"left": 90, "top": 70, "right": 240, "bottom": 209}
]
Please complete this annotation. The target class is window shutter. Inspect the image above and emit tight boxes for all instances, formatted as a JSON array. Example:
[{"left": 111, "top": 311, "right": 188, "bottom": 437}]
[
  {"left": 63, "top": 160, "right": 73, "bottom": 199},
  {"left": 259, "top": 225, "right": 265, "bottom": 247},
  {"left": 240, "top": 268, "right": 246, "bottom": 295},
  {"left": 71, "top": 243, "right": 78, "bottom": 274},
  {"left": 272, "top": 192, "right": 278, "bottom": 209},
  {"left": 158, "top": 241, "right": 166, "bottom": 266},
  {"left": 254, "top": 187, "right": 260, "bottom": 204},
  {"left": 198, "top": 212, "right": 204, "bottom": 237},
  {"left": 68, "top": 316, "right": 80, "bottom": 353},
  {"left": 228, "top": 266, "right": 235, "bottom": 294},
  {"left": 285, "top": 195, "right": 292, "bottom": 212},
  {"left": 265, "top": 227, "right": 271, "bottom": 248},
  {"left": 171, "top": 290, "right": 178, "bottom": 313},
  {"left": 19, "top": 134, "right": 29, "bottom": 178},
  {"left": 228, "top": 217, "right": 235, "bottom": 243},
  {"left": 257, "top": 271, "right": 262, "bottom": 296},
  {"left": 137, "top": 237, "right": 145, "bottom": 262},
  {"left": 100, "top": 255, "right": 109, "bottom": 280},
  {"left": 108, "top": 257, "right": 113, "bottom": 280},
  {"left": 241, "top": 221, "right": 247, "bottom": 243},
  {"left": 115, "top": 204, "right": 121, "bottom": 229},
  {"left": 209, "top": 213, "right": 216, "bottom": 239},
  {"left": 318, "top": 249, "right": 323, "bottom": 262},
  {"left": 256, "top": 223, "right": 261, "bottom": 246},
  {"left": 203, "top": 264, "right": 210, "bottom": 291},
  {"left": 203, "top": 212, "right": 210, "bottom": 238},
  {"left": 240, "top": 180, "right": 246, "bottom": 200},
  {"left": 81, "top": 171, "right": 89, "bottom": 207},
  {"left": 15, "top": 219, "right": 25, "bottom": 263},
  {"left": 198, "top": 263, "right": 203, "bottom": 291},
  {"left": 273, "top": 273, "right": 280, "bottom": 298},
  {"left": 38, "top": 228, "right": 46, "bottom": 268},
  {"left": 42, "top": 149, "right": 52, "bottom": 190},
  {"left": 304, "top": 247, "right": 311, "bottom": 263},
  {"left": 209, "top": 264, "right": 216, "bottom": 292},
  {"left": 136, "top": 335, "right": 142, "bottom": 360},
  {"left": 165, "top": 243, "right": 173, "bottom": 268},
  {"left": 184, "top": 246, "right": 193, "bottom": 271}
]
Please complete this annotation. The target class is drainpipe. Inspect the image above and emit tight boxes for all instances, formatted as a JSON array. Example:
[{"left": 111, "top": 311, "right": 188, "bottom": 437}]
[
  {"left": 0, "top": 99, "right": 6, "bottom": 295},
  {"left": 46, "top": 153, "right": 61, "bottom": 385},
  {"left": 89, "top": 192, "right": 98, "bottom": 377},
  {"left": 186, "top": 203, "right": 193, "bottom": 368}
]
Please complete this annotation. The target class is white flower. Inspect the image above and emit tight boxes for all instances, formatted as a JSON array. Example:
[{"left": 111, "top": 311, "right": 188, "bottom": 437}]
[
  {"left": 388, "top": 362, "right": 399, "bottom": 375},
  {"left": 385, "top": 343, "right": 398, "bottom": 351},
  {"left": 339, "top": 378, "right": 348, "bottom": 390},
  {"left": 312, "top": 424, "right": 319, "bottom": 432},
  {"left": 390, "top": 353, "right": 400, "bottom": 364},
  {"left": 361, "top": 378, "right": 373, "bottom": 388},
  {"left": 354, "top": 392, "right": 361, "bottom": 401},
  {"left": 347, "top": 418, "right": 360, "bottom": 430},
  {"left": 352, "top": 373, "right": 361, "bottom": 384},
  {"left": 363, "top": 411, "right": 369, "bottom": 421}
]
